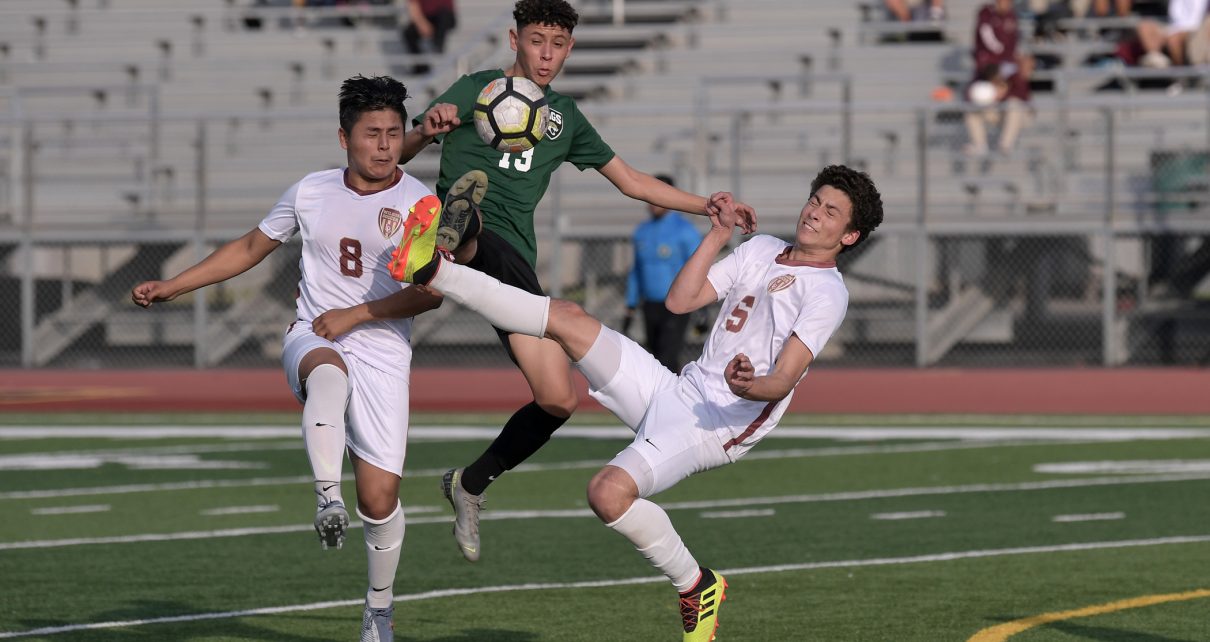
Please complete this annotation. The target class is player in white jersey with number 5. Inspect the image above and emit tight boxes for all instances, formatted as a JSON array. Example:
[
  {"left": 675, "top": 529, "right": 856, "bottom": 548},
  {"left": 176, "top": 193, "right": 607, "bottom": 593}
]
[
  {"left": 132, "top": 75, "right": 445, "bottom": 641},
  {"left": 388, "top": 164, "right": 882, "bottom": 641}
]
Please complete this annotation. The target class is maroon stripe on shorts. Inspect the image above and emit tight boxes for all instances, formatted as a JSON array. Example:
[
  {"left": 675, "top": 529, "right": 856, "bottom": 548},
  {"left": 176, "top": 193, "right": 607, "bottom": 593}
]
[{"left": 722, "top": 401, "right": 776, "bottom": 451}]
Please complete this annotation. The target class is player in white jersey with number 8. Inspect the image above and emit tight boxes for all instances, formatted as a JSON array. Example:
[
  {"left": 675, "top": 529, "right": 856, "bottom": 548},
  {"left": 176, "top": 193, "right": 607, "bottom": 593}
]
[
  {"left": 132, "top": 75, "right": 444, "bottom": 641},
  {"left": 389, "top": 165, "right": 883, "bottom": 640}
]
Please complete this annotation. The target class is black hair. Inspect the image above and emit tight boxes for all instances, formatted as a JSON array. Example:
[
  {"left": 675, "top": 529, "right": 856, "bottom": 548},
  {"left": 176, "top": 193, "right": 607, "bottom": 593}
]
[
  {"left": 338, "top": 75, "right": 409, "bottom": 133},
  {"left": 810, "top": 165, "right": 883, "bottom": 253},
  {"left": 654, "top": 173, "right": 675, "bottom": 188},
  {"left": 513, "top": 0, "right": 578, "bottom": 33}
]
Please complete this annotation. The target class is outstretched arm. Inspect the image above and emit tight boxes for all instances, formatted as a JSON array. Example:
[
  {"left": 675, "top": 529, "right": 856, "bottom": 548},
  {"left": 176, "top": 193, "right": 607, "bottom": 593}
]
[
  {"left": 131, "top": 228, "right": 280, "bottom": 307},
  {"left": 664, "top": 192, "right": 736, "bottom": 314},
  {"left": 596, "top": 156, "right": 757, "bottom": 233},
  {"left": 311, "top": 285, "right": 444, "bottom": 339},
  {"left": 724, "top": 335, "right": 814, "bottom": 402}
]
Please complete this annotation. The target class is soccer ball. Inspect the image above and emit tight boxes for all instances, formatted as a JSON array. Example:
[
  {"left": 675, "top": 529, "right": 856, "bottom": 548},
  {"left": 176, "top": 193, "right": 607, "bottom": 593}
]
[
  {"left": 474, "top": 76, "right": 550, "bottom": 153},
  {"left": 968, "top": 80, "right": 998, "bottom": 107}
]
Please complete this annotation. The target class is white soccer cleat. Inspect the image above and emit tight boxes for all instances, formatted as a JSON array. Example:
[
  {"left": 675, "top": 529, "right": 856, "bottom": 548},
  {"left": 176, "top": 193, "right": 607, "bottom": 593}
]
[
  {"left": 360, "top": 603, "right": 394, "bottom": 642},
  {"left": 314, "top": 498, "right": 349, "bottom": 550},
  {"left": 441, "top": 468, "right": 486, "bottom": 562}
]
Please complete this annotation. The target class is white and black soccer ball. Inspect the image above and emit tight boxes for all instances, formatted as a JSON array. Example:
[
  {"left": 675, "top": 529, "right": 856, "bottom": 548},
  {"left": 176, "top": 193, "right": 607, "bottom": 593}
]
[{"left": 473, "top": 76, "right": 550, "bottom": 153}]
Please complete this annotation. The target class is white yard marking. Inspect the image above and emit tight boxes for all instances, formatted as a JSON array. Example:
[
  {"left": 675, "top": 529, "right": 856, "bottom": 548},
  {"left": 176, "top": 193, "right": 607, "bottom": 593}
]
[
  {"left": 200, "top": 505, "right": 280, "bottom": 516},
  {"left": 0, "top": 454, "right": 267, "bottom": 472},
  {"left": 2, "top": 534, "right": 1207, "bottom": 639},
  {"left": 1053, "top": 512, "right": 1126, "bottom": 523},
  {"left": 30, "top": 505, "right": 110, "bottom": 516},
  {"left": 700, "top": 508, "right": 776, "bottom": 519},
  {"left": 870, "top": 510, "right": 947, "bottom": 521},
  {"left": 1036, "top": 460, "right": 1210, "bottom": 475},
  {"left": 0, "top": 440, "right": 1019, "bottom": 501},
  {"left": 4, "top": 473, "right": 1207, "bottom": 551}
]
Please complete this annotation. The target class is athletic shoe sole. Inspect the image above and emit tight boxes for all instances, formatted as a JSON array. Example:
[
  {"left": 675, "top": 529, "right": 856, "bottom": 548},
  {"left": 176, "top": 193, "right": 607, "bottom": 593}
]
[{"left": 436, "top": 170, "right": 488, "bottom": 252}]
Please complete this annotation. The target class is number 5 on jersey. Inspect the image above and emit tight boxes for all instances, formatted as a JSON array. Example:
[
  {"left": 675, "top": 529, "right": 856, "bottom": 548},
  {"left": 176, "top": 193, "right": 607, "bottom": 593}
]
[{"left": 725, "top": 295, "right": 756, "bottom": 333}]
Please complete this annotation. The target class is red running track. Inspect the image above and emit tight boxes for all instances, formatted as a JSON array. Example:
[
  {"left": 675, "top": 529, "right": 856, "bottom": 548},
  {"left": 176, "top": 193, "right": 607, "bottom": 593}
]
[{"left": 1, "top": 368, "right": 1208, "bottom": 415}]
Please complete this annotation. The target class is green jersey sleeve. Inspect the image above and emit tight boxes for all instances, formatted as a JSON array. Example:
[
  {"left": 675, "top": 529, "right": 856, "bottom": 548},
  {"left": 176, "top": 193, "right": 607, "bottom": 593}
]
[{"left": 563, "top": 100, "right": 615, "bottom": 171}]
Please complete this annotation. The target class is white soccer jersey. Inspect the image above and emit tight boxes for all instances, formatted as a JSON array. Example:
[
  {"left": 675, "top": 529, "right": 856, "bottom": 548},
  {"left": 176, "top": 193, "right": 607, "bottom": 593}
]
[
  {"left": 681, "top": 234, "right": 849, "bottom": 460},
  {"left": 258, "top": 168, "right": 434, "bottom": 376}
]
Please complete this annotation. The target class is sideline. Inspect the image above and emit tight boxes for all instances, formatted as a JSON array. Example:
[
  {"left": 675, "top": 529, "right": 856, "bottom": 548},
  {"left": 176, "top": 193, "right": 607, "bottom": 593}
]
[
  {"left": 967, "top": 588, "right": 1210, "bottom": 641},
  {"left": 3, "top": 535, "right": 1208, "bottom": 639}
]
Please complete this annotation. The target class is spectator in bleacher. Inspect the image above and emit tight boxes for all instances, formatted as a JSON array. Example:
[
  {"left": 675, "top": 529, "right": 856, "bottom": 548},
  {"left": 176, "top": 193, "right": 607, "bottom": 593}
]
[
  {"left": 131, "top": 75, "right": 440, "bottom": 641},
  {"left": 622, "top": 174, "right": 703, "bottom": 373},
  {"left": 973, "top": 0, "right": 1034, "bottom": 87},
  {"left": 884, "top": 0, "right": 946, "bottom": 22},
  {"left": 1032, "top": 0, "right": 1135, "bottom": 42},
  {"left": 964, "top": 61, "right": 1032, "bottom": 155},
  {"left": 400, "top": 0, "right": 458, "bottom": 74},
  {"left": 967, "top": 0, "right": 1033, "bottom": 154},
  {"left": 1124, "top": 0, "right": 1209, "bottom": 67}
]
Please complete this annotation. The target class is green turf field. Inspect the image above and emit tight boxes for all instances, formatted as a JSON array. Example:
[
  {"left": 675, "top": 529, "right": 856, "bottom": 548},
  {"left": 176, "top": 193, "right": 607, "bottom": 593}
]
[{"left": 2, "top": 413, "right": 1209, "bottom": 641}]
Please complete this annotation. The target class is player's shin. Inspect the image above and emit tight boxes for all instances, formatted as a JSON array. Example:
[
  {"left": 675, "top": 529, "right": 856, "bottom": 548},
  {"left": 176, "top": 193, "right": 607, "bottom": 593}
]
[
  {"left": 303, "top": 364, "right": 349, "bottom": 505},
  {"left": 606, "top": 498, "right": 700, "bottom": 592},
  {"left": 361, "top": 501, "right": 404, "bottom": 608},
  {"left": 428, "top": 262, "right": 549, "bottom": 336}
]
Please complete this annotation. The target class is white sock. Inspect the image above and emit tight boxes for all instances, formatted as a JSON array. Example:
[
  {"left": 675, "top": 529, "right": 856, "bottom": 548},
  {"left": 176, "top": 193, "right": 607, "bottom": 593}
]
[
  {"left": 360, "top": 501, "right": 404, "bottom": 609},
  {"left": 573, "top": 326, "right": 622, "bottom": 390},
  {"left": 429, "top": 260, "right": 549, "bottom": 337},
  {"left": 302, "top": 364, "right": 348, "bottom": 507},
  {"left": 606, "top": 498, "right": 699, "bottom": 592}
]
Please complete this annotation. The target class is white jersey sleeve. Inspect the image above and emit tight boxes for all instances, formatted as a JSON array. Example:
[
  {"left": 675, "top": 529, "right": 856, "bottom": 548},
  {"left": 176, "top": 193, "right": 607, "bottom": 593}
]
[
  {"left": 258, "top": 181, "right": 302, "bottom": 243},
  {"left": 791, "top": 279, "right": 847, "bottom": 360}
]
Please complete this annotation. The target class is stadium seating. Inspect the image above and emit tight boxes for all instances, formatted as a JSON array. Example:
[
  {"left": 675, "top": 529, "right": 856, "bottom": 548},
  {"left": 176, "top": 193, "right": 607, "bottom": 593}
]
[{"left": 2, "top": 0, "right": 1208, "bottom": 367}]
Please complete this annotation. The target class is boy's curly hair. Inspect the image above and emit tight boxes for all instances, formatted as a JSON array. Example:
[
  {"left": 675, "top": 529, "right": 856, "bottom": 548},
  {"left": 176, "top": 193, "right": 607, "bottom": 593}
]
[
  {"left": 810, "top": 165, "right": 883, "bottom": 253},
  {"left": 513, "top": 0, "right": 578, "bottom": 33},
  {"left": 338, "top": 75, "right": 408, "bottom": 132}
]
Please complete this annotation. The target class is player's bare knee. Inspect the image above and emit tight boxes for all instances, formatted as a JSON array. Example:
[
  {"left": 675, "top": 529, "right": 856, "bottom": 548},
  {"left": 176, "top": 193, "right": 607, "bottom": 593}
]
[
  {"left": 357, "top": 492, "right": 398, "bottom": 521},
  {"left": 587, "top": 467, "right": 636, "bottom": 523},
  {"left": 534, "top": 384, "right": 580, "bottom": 413}
]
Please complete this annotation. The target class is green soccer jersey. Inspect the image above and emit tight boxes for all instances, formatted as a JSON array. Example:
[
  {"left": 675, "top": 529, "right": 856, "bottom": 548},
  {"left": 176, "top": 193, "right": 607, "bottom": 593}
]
[{"left": 419, "top": 69, "right": 616, "bottom": 268}]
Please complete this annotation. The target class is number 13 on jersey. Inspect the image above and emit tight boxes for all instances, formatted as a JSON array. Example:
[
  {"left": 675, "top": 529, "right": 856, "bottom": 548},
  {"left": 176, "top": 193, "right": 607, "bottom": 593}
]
[{"left": 498, "top": 148, "right": 535, "bottom": 172}]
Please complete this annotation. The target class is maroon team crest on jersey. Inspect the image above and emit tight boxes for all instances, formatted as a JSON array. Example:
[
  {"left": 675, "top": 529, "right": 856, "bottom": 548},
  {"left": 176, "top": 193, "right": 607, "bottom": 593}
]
[
  {"left": 767, "top": 274, "right": 796, "bottom": 294},
  {"left": 378, "top": 207, "right": 402, "bottom": 238}
]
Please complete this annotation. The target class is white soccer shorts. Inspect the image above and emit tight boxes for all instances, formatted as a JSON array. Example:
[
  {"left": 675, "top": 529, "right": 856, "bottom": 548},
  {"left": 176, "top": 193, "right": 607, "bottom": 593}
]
[
  {"left": 587, "top": 326, "right": 730, "bottom": 497},
  {"left": 282, "top": 323, "right": 410, "bottom": 476}
]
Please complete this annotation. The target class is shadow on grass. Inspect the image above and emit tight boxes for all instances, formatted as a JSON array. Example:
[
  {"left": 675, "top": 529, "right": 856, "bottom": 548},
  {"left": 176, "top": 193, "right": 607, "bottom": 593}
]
[
  {"left": 399, "top": 630, "right": 541, "bottom": 642},
  {"left": 1040, "top": 620, "right": 1197, "bottom": 642},
  {"left": 15, "top": 599, "right": 336, "bottom": 642}
]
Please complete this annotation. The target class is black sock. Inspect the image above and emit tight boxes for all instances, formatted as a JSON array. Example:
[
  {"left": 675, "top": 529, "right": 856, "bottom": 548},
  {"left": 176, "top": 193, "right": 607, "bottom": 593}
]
[
  {"left": 681, "top": 567, "right": 715, "bottom": 596},
  {"left": 411, "top": 255, "right": 441, "bottom": 285},
  {"left": 460, "top": 401, "right": 568, "bottom": 495}
]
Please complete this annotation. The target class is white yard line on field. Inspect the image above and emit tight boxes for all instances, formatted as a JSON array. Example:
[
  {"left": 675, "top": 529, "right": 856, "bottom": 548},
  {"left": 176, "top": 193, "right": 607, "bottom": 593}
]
[
  {"left": 0, "top": 439, "right": 1034, "bottom": 501},
  {"left": 30, "top": 505, "right": 110, "bottom": 516},
  {"left": 2, "top": 533, "right": 1208, "bottom": 639},
  {"left": 5, "top": 433, "right": 1188, "bottom": 502},
  {"left": 1053, "top": 512, "right": 1126, "bottom": 523},
  {"left": 870, "top": 510, "right": 947, "bottom": 520},
  {"left": 200, "top": 505, "right": 280, "bottom": 516},
  {"left": 4, "top": 472, "right": 1208, "bottom": 551},
  {"left": 700, "top": 508, "right": 776, "bottom": 519}
]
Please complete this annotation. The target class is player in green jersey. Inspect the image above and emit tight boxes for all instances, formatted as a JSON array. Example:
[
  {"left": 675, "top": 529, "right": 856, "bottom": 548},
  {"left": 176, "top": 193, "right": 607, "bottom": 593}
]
[{"left": 398, "top": 0, "right": 757, "bottom": 563}]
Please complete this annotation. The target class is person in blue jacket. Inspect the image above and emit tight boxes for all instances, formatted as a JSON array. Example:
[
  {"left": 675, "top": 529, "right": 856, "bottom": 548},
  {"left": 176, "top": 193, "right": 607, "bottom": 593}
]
[{"left": 623, "top": 174, "right": 703, "bottom": 372}]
